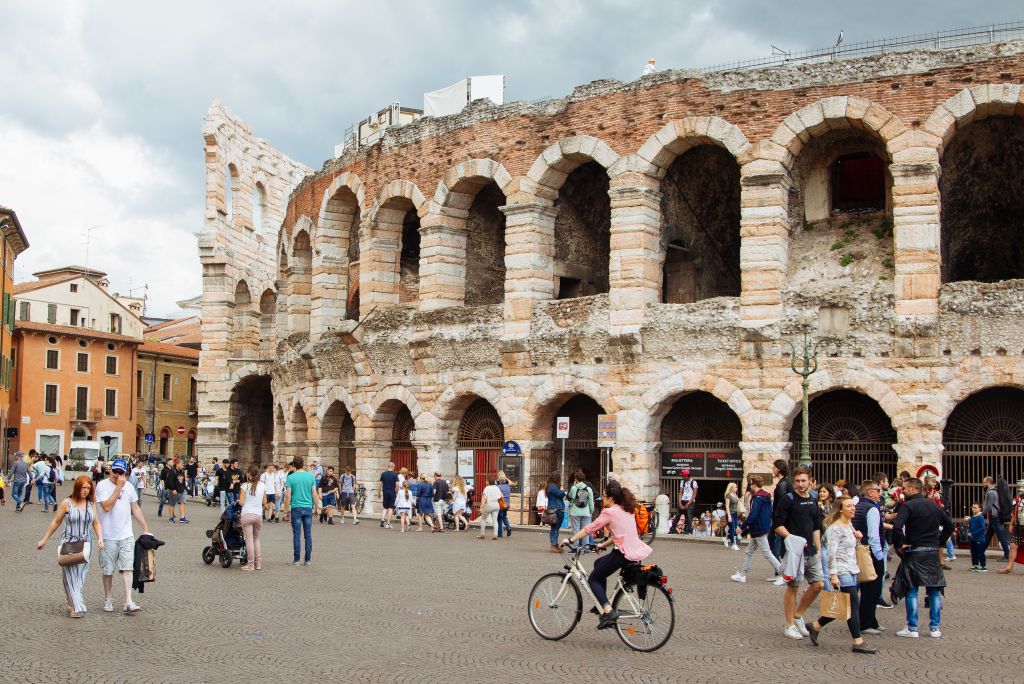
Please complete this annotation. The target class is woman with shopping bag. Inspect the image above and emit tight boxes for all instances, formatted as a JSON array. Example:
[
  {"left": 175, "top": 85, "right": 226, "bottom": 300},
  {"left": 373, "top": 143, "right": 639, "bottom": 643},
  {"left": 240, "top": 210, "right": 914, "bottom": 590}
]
[{"left": 805, "top": 497, "right": 878, "bottom": 654}]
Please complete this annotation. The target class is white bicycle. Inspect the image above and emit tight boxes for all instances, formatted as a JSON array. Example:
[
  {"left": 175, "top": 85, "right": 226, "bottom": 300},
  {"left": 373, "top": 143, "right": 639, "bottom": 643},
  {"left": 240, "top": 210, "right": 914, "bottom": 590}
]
[{"left": 527, "top": 545, "right": 675, "bottom": 652}]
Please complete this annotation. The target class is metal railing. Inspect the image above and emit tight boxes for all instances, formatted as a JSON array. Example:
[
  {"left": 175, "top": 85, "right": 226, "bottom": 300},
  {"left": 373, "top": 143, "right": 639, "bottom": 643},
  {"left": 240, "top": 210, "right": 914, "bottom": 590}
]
[{"left": 702, "top": 21, "right": 1024, "bottom": 74}]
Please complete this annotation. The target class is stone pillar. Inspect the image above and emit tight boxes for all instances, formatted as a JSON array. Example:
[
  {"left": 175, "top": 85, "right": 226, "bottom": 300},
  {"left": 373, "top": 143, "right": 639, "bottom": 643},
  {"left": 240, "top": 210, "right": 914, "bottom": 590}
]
[
  {"left": 739, "top": 441, "right": 791, "bottom": 483},
  {"left": 890, "top": 161, "right": 941, "bottom": 340},
  {"left": 418, "top": 218, "right": 468, "bottom": 311},
  {"left": 739, "top": 164, "right": 791, "bottom": 326},
  {"left": 500, "top": 202, "right": 556, "bottom": 338},
  {"left": 284, "top": 265, "right": 311, "bottom": 334},
  {"left": 360, "top": 236, "right": 400, "bottom": 317},
  {"left": 310, "top": 253, "right": 345, "bottom": 339},
  {"left": 608, "top": 176, "right": 662, "bottom": 333},
  {"left": 612, "top": 440, "right": 661, "bottom": 502}
]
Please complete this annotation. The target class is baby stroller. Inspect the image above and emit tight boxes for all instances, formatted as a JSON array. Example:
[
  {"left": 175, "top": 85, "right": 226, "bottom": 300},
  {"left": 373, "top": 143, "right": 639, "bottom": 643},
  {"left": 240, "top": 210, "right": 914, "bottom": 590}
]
[
  {"left": 202, "top": 502, "right": 247, "bottom": 568},
  {"left": 203, "top": 479, "right": 218, "bottom": 507}
]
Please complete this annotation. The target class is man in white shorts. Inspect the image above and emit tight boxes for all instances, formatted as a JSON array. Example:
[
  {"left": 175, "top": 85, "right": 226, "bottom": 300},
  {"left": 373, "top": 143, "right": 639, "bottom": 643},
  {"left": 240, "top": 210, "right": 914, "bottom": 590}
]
[{"left": 96, "top": 458, "right": 150, "bottom": 614}]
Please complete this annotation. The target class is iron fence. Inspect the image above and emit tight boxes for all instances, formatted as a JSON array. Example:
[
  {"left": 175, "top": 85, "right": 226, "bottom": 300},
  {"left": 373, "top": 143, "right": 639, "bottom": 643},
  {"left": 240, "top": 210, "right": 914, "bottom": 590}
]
[
  {"left": 789, "top": 441, "right": 897, "bottom": 490},
  {"left": 943, "top": 442, "right": 1024, "bottom": 520}
]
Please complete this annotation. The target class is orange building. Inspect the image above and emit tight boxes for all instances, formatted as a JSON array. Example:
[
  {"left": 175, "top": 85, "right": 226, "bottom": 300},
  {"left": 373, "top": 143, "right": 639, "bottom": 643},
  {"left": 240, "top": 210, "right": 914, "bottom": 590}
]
[{"left": 0, "top": 207, "right": 29, "bottom": 470}]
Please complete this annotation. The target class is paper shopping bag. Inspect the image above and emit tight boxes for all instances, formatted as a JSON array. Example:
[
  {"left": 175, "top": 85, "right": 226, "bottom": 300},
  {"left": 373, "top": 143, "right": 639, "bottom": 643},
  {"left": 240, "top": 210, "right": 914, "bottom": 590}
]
[
  {"left": 856, "top": 545, "right": 878, "bottom": 583},
  {"left": 819, "top": 590, "right": 851, "bottom": 620}
]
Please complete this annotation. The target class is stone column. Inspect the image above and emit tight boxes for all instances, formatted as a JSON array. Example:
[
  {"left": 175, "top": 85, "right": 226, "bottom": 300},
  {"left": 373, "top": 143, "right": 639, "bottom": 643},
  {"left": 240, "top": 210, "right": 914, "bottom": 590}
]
[
  {"left": 310, "top": 253, "right": 345, "bottom": 340},
  {"left": 283, "top": 265, "right": 311, "bottom": 334},
  {"left": 607, "top": 176, "right": 662, "bottom": 333},
  {"left": 739, "top": 441, "right": 791, "bottom": 483},
  {"left": 500, "top": 203, "right": 556, "bottom": 338},
  {"left": 418, "top": 218, "right": 468, "bottom": 311},
  {"left": 611, "top": 440, "right": 661, "bottom": 502},
  {"left": 890, "top": 161, "right": 941, "bottom": 345},
  {"left": 359, "top": 236, "right": 400, "bottom": 317},
  {"left": 739, "top": 164, "right": 791, "bottom": 326}
]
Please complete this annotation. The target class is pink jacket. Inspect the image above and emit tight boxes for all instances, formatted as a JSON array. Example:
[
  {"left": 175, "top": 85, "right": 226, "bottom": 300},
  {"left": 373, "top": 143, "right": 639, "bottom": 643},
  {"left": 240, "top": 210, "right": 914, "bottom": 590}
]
[{"left": 582, "top": 505, "right": 653, "bottom": 562}]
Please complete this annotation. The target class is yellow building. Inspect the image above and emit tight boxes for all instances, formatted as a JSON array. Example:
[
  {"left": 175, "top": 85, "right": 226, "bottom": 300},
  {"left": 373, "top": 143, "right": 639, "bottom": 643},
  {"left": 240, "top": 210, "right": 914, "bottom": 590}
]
[
  {"left": 0, "top": 207, "right": 29, "bottom": 471},
  {"left": 136, "top": 336, "right": 200, "bottom": 458}
]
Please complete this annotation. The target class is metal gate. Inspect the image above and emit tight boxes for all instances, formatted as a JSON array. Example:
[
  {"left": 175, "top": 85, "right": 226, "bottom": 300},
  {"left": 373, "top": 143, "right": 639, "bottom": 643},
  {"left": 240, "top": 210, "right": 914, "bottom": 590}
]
[
  {"left": 788, "top": 441, "right": 897, "bottom": 489},
  {"left": 943, "top": 443, "right": 1024, "bottom": 519}
]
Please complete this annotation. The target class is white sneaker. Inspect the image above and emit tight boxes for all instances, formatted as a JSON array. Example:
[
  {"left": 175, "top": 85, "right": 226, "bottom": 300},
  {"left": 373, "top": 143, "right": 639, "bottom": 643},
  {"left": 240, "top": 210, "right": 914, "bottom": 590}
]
[
  {"left": 793, "top": 616, "right": 810, "bottom": 636},
  {"left": 929, "top": 629, "right": 941, "bottom": 638},
  {"left": 723, "top": 537, "right": 729, "bottom": 547},
  {"left": 731, "top": 544, "right": 740, "bottom": 551},
  {"left": 384, "top": 523, "right": 393, "bottom": 529},
  {"left": 765, "top": 575, "right": 780, "bottom": 582},
  {"left": 773, "top": 576, "right": 788, "bottom": 586},
  {"left": 896, "top": 627, "right": 919, "bottom": 638},
  {"left": 861, "top": 627, "right": 882, "bottom": 635},
  {"left": 784, "top": 625, "right": 804, "bottom": 640},
  {"left": 730, "top": 572, "right": 747, "bottom": 583},
  {"left": 103, "top": 598, "right": 114, "bottom": 613},
  {"left": 123, "top": 602, "right": 141, "bottom": 614}
]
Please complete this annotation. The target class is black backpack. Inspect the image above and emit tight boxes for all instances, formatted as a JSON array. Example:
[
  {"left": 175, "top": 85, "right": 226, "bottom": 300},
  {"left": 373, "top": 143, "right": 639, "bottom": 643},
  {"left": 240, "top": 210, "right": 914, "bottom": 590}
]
[
  {"left": 572, "top": 483, "right": 591, "bottom": 509},
  {"left": 996, "top": 477, "right": 1013, "bottom": 523},
  {"left": 47, "top": 467, "right": 56, "bottom": 483}
]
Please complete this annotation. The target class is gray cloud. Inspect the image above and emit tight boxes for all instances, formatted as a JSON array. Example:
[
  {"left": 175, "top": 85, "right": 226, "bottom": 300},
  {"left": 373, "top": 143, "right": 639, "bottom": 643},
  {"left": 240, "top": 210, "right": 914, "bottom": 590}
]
[{"left": 0, "top": 1, "right": 1018, "bottom": 315}]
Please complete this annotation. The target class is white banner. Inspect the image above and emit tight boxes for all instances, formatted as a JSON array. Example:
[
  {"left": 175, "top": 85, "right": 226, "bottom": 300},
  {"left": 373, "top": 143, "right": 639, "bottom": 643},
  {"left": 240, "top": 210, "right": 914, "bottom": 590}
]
[{"left": 424, "top": 78, "right": 468, "bottom": 117}]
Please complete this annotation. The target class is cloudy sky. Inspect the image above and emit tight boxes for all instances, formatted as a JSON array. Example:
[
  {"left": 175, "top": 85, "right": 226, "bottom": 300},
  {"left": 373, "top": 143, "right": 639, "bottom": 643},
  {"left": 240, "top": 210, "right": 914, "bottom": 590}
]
[{"left": 0, "top": 1, "right": 1018, "bottom": 317}]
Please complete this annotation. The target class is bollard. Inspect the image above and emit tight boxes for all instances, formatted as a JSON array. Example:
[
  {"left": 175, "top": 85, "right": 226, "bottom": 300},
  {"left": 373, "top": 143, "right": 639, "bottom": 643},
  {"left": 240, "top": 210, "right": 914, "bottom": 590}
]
[{"left": 655, "top": 493, "right": 671, "bottom": 535}]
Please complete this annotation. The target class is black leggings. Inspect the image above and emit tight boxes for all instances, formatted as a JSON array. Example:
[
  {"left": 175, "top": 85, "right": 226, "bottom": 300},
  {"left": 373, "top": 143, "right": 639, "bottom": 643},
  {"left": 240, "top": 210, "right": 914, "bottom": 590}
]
[
  {"left": 817, "top": 584, "right": 861, "bottom": 638},
  {"left": 589, "top": 549, "right": 630, "bottom": 607}
]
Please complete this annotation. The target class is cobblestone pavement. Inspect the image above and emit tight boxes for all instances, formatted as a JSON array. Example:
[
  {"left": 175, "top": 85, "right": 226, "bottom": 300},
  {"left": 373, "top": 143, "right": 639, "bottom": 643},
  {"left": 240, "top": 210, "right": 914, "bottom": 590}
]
[{"left": 2, "top": 486, "right": 1021, "bottom": 683}]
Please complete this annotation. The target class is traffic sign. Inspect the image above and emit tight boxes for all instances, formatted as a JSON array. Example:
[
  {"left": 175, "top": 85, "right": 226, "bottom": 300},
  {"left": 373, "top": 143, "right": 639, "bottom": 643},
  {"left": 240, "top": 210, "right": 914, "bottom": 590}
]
[
  {"left": 144, "top": 433, "right": 155, "bottom": 444},
  {"left": 556, "top": 417, "right": 570, "bottom": 439},
  {"left": 501, "top": 440, "right": 521, "bottom": 455},
  {"left": 176, "top": 425, "right": 186, "bottom": 435},
  {"left": 597, "top": 414, "right": 617, "bottom": 448}
]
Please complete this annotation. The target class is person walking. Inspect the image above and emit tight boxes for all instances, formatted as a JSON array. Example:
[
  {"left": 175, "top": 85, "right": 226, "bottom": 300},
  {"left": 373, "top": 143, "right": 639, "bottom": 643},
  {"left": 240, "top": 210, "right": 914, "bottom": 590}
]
[
  {"left": 8, "top": 452, "right": 30, "bottom": 512},
  {"left": 259, "top": 464, "right": 280, "bottom": 522},
  {"left": 395, "top": 480, "right": 413, "bottom": 532},
  {"left": 731, "top": 476, "right": 784, "bottom": 584},
  {"left": 129, "top": 462, "right": 147, "bottom": 503},
  {"left": 670, "top": 470, "right": 698, "bottom": 534},
  {"left": 805, "top": 497, "right": 877, "bottom": 654},
  {"left": 95, "top": 458, "right": 150, "bottom": 614},
  {"left": 997, "top": 480, "right": 1024, "bottom": 575},
  {"left": 769, "top": 459, "right": 792, "bottom": 560},
  {"left": 891, "top": 477, "right": 954, "bottom": 639},
  {"left": 982, "top": 476, "right": 1011, "bottom": 562},
  {"left": 773, "top": 465, "right": 824, "bottom": 640},
  {"left": 185, "top": 457, "right": 198, "bottom": 497},
  {"left": 415, "top": 474, "right": 435, "bottom": 532},
  {"left": 477, "top": 476, "right": 502, "bottom": 540},
  {"left": 545, "top": 472, "right": 567, "bottom": 552},
  {"left": 378, "top": 462, "right": 398, "bottom": 529},
  {"left": 166, "top": 459, "right": 189, "bottom": 524},
  {"left": 339, "top": 466, "right": 359, "bottom": 525},
  {"left": 226, "top": 459, "right": 243, "bottom": 509},
  {"left": 36, "top": 475, "right": 104, "bottom": 618},
  {"left": 566, "top": 469, "right": 594, "bottom": 550},
  {"left": 432, "top": 472, "right": 450, "bottom": 533},
  {"left": 283, "top": 456, "right": 320, "bottom": 566},
  {"left": 853, "top": 480, "right": 888, "bottom": 634},
  {"left": 451, "top": 476, "right": 469, "bottom": 531},
  {"left": 560, "top": 480, "right": 653, "bottom": 630},
  {"left": 496, "top": 470, "right": 514, "bottom": 539},
  {"left": 318, "top": 466, "right": 339, "bottom": 525},
  {"left": 724, "top": 482, "right": 741, "bottom": 550},
  {"left": 238, "top": 465, "right": 266, "bottom": 571}
]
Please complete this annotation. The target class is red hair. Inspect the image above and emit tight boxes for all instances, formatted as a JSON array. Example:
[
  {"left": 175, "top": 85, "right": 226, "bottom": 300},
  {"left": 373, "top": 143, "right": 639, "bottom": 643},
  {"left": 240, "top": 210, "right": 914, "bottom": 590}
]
[{"left": 71, "top": 475, "right": 95, "bottom": 504}]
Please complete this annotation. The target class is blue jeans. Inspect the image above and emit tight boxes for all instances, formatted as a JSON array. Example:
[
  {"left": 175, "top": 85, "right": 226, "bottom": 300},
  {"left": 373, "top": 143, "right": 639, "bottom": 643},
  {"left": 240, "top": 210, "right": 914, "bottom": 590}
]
[
  {"left": 727, "top": 517, "right": 738, "bottom": 545},
  {"left": 985, "top": 519, "right": 1010, "bottom": 560},
  {"left": 36, "top": 482, "right": 48, "bottom": 508},
  {"left": 226, "top": 492, "right": 238, "bottom": 508},
  {"left": 290, "top": 507, "right": 313, "bottom": 562},
  {"left": 568, "top": 513, "right": 592, "bottom": 549},
  {"left": 497, "top": 509, "right": 511, "bottom": 537},
  {"left": 945, "top": 538, "right": 956, "bottom": 560},
  {"left": 905, "top": 585, "right": 942, "bottom": 631},
  {"left": 219, "top": 490, "right": 227, "bottom": 512},
  {"left": 548, "top": 510, "right": 564, "bottom": 546},
  {"left": 11, "top": 481, "right": 26, "bottom": 508}
]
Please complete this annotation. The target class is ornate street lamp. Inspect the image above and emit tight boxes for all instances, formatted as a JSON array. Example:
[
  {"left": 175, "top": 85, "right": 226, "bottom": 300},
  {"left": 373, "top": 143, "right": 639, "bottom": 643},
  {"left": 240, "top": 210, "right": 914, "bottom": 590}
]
[{"left": 782, "top": 310, "right": 839, "bottom": 465}]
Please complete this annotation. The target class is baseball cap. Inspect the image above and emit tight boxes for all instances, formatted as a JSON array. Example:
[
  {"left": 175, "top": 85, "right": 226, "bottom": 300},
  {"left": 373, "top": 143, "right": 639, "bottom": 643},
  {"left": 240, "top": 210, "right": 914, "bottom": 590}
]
[{"left": 111, "top": 458, "right": 129, "bottom": 473}]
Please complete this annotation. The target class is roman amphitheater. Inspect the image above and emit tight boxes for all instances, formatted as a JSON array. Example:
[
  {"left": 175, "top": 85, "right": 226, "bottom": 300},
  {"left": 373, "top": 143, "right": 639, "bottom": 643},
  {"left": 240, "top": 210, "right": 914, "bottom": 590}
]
[{"left": 196, "top": 39, "right": 1024, "bottom": 518}]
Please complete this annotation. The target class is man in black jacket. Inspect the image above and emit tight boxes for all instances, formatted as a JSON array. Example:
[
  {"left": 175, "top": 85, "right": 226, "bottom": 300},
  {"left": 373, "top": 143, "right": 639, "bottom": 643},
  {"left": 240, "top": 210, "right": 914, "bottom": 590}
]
[{"left": 891, "top": 477, "right": 954, "bottom": 639}]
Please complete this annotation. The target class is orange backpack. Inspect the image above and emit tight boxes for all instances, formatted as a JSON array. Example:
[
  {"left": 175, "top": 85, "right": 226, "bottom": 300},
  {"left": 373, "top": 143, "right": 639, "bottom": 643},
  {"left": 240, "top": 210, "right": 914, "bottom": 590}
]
[{"left": 634, "top": 503, "right": 650, "bottom": 534}]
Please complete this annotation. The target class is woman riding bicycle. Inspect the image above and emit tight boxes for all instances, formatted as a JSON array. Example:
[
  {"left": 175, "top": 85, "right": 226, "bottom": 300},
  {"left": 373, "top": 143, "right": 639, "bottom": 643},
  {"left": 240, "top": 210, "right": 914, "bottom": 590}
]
[{"left": 561, "top": 480, "right": 652, "bottom": 630}]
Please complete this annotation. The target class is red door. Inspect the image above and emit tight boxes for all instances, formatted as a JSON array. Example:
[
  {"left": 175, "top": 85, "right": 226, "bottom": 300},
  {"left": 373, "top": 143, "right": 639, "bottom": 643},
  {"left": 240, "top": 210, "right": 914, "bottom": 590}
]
[
  {"left": 391, "top": 448, "right": 418, "bottom": 474},
  {"left": 470, "top": 449, "right": 500, "bottom": 517}
]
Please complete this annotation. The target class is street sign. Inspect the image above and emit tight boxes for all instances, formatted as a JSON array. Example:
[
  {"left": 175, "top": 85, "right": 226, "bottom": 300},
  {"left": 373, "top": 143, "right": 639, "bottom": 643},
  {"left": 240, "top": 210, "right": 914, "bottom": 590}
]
[
  {"left": 145, "top": 433, "right": 155, "bottom": 444},
  {"left": 556, "top": 417, "right": 570, "bottom": 439},
  {"left": 501, "top": 440, "right": 521, "bottom": 455},
  {"left": 176, "top": 425, "right": 186, "bottom": 435},
  {"left": 597, "top": 414, "right": 617, "bottom": 448}
]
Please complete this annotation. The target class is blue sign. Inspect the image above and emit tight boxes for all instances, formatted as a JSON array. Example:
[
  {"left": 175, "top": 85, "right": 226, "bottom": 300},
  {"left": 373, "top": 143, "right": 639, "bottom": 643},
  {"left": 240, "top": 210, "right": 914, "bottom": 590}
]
[
  {"left": 144, "top": 433, "right": 155, "bottom": 444},
  {"left": 501, "top": 440, "right": 521, "bottom": 455}
]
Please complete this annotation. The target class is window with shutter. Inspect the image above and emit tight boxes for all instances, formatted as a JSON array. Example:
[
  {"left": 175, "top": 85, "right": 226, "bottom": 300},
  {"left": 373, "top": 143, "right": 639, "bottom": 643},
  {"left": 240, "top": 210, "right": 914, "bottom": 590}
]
[
  {"left": 77, "top": 353, "right": 89, "bottom": 372},
  {"left": 47, "top": 303, "right": 57, "bottom": 324},
  {"left": 105, "top": 389, "right": 117, "bottom": 417},
  {"left": 45, "top": 349, "right": 59, "bottom": 369}
]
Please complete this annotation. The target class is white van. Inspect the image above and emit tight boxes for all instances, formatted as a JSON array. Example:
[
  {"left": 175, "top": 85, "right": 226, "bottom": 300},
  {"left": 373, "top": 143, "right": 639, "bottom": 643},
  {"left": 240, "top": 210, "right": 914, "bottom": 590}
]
[{"left": 69, "top": 440, "right": 102, "bottom": 470}]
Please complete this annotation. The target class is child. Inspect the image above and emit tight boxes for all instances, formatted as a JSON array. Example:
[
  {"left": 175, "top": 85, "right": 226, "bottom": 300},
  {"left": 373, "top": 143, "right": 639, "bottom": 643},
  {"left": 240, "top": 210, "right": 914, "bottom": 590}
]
[
  {"left": 968, "top": 502, "right": 988, "bottom": 572},
  {"left": 395, "top": 481, "right": 413, "bottom": 532}
]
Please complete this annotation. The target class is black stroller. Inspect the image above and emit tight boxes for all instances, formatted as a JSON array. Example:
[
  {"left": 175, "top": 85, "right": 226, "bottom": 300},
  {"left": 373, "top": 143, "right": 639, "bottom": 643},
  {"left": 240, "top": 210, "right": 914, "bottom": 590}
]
[{"left": 202, "top": 502, "right": 247, "bottom": 568}]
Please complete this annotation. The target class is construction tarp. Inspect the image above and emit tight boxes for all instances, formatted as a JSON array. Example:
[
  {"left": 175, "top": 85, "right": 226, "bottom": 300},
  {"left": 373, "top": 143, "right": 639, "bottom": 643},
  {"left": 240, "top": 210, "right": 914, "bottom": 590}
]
[
  {"left": 424, "top": 78, "right": 468, "bottom": 117},
  {"left": 469, "top": 75, "right": 504, "bottom": 106}
]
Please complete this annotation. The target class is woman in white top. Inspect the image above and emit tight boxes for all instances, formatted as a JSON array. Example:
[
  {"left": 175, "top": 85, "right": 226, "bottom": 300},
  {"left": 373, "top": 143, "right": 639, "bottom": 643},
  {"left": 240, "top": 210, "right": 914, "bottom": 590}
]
[
  {"left": 395, "top": 481, "right": 413, "bottom": 532},
  {"left": 477, "top": 477, "right": 503, "bottom": 540},
  {"left": 451, "top": 476, "right": 469, "bottom": 531},
  {"left": 238, "top": 465, "right": 267, "bottom": 571},
  {"left": 806, "top": 496, "right": 877, "bottom": 654}
]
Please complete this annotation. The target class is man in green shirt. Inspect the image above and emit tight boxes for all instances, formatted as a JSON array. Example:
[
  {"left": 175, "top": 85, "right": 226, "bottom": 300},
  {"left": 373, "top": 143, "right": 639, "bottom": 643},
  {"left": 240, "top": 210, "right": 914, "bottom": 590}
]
[{"left": 283, "top": 456, "right": 321, "bottom": 566}]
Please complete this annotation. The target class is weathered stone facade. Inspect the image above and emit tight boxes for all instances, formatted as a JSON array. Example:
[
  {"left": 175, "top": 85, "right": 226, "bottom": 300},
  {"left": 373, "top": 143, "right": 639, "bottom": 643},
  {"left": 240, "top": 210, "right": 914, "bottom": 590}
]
[{"left": 198, "top": 42, "right": 1024, "bottom": 514}]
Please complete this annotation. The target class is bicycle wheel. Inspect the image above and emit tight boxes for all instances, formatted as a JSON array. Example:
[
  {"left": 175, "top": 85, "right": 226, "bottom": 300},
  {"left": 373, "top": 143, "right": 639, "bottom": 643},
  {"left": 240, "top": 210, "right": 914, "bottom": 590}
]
[
  {"left": 613, "top": 583, "right": 675, "bottom": 652},
  {"left": 641, "top": 509, "right": 658, "bottom": 545},
  {"left": 528, "top": 573, "right": 582, "bottom": 640},
  {"left": 356, "top": 493, "right": 366, "bottom": 514}
]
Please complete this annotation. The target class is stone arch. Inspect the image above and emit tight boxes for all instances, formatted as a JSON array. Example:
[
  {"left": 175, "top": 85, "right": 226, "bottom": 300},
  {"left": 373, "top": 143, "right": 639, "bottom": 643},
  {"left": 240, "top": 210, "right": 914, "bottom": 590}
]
[
  {"left": 524, "top": 375, "right": 619, "bottom": 439},
  {"left": 434, "top": 378, "right": 506, "bottom": 424},
  {"left": 922, "top": 84, "right": 1024, "bottom": 158},
  {"left": 316, "top": 384, "right": 362, "bottom": 423},
  {"left": 288, "top": 401, "right": 309, "bottom": 457},
  {"left": 284, "top": 224, "right": 312, "bottom": 334},
  {"left": 228, "top": 373, "right": 274, "bottom": 466},
  {"left": 320, "top": 397, "right": 357, "bottom": 472},
  {"left": 313, "top": 173, "right": 365, "bottom": 331},
  {"left": 526, "top": 135, "right": 620, "bottom": 199},
  {"left": 362, "top": 181, "right": 428, "bottom": 312},
  {"left": 366, "top": 180, "right": 428, "bottom": 227},
  {"left": 433, "top": 158, "right": 514, "bottom": 211},
  {"left": 929, "top": 364, "right": 1024, "bottom": 434},
  {"left": 640, "top": 371, "right": 754, "bottom": 444},
  {"left": 258, "top": 288, "right": 276, "bottom": 353},
  {"left": 636, "top": 116, "right": 753, "bottom": 178},
  {"left": 232, "top": 279, "right": 259, "bottom": 357},
  {"left": 369, "top": 384, "right": 430, "bottom": 431}
]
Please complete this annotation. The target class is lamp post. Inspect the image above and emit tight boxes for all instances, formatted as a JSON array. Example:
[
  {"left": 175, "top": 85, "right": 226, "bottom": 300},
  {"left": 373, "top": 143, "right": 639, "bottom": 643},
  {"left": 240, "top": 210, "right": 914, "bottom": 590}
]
[{"left": 782, "top": 311, "right": 838, "bottom": 465}]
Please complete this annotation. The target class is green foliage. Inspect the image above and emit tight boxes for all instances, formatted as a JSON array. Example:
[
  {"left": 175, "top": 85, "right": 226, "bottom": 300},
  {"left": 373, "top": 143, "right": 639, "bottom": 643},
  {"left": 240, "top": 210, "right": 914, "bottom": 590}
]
[
  {"left": 831, "top": 240, "right": 845, "bottom": 251},
  {"left": 839, "top": 254, "right": 855, "bottom": 267},
  {"left": 882, "top": 257, "right": 894, "bottom": 269}
]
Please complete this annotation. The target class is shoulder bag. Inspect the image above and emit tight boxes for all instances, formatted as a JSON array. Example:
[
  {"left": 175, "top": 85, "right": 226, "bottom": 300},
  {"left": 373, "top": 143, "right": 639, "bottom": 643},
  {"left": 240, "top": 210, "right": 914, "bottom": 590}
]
[
  {"left": 856, "top": 544, "right": 878, "bottom": 583},
  {"left": 58, "top": 540, "right": 88, "bottom": 567}
]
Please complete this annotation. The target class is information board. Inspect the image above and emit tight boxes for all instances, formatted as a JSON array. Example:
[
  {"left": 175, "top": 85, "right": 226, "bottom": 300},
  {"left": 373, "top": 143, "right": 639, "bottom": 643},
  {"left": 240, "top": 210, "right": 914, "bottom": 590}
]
[
  {"left": 498, "top": 454, "right": 522, "bottom": 493},
  {"left": 706, "top": 452, "right": 744, "bottom": 478},
  {"left": 597, "top": 414, "right": 617, "bottom": 448},
  {"left": 661, "top": 453, "right": 706, "bottom": 478}
]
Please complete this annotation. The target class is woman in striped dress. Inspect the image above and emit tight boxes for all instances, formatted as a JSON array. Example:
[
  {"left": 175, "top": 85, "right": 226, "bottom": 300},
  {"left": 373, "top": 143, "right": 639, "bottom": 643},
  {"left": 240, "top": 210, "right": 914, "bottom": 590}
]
[{"left": 36, "top": 475, "right": 104, "bottom": 618}]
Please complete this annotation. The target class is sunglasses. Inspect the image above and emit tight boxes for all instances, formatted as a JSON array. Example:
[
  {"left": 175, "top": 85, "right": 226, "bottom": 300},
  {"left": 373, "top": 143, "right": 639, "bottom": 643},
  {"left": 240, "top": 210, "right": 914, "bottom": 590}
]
[{"left": 112, "top": 469, "right": 126, "bottom": 475}]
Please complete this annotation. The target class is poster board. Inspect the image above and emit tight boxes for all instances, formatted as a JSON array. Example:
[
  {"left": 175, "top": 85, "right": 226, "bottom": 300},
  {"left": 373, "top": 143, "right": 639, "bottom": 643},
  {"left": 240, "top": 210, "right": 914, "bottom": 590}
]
[{"left": 457, "top": 450, "right": 474, "bottom": 477}]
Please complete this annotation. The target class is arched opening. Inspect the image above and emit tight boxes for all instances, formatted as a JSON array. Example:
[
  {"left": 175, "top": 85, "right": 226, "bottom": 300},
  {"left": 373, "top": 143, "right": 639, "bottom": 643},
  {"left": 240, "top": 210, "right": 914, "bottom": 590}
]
[
  {"left": 321, "top": 401, "right": 356, "bottom": 473},
  {"left": 290, "top": 404, "right": 309, "bottom": 460},
  {"left": 400, "top": 209, "right": 420, "bottom": 303},
  {"left": 320, "top": 185, "right": 362, "bottom": 321},
  {"left": 229, "top": 375, "right": 273, "bottom": 466},
  {"left": 225, "top": 163, "right": 238, "bottom": 225},
  {"left": 659, "top": 391, "right": 743, "bottom": 518},
  {"left": 554, "top": 162, "right": 610, "bottom": 299},
  {"left": 942, "top": 387, "right": 1024, "bottom": 518},
  {"left": 259, "top": 289, "right": 276, "bottom": 353},
  {"left": 288, "top": 230, "right": 312, "bottom": 331},
  {"left": 464, "top": 182, "right": 507, "bottom": 306},
  {"left": 347, "top": 287, "right": 360, "bottom": 322},
  {"left": 390, "top": 404, "right": 417, "bottom": 473},
  {"left": 233, "top": 280, "right": 258, "bottom": 356},
  {"left": 660, "top": 145, "right": 741, "bottom": 303},
  {"left": 159, "top": 427, "right": 170, "bottom": 457},
  {"left": 548, "top": 394, "right": 605, "bottom": 488},
  {"left": 788, "top": 389, "right": 897, "bottom": 487},
  {"left": 136, "top": 425, "right": 145, "bottom": 454},
  {"left": 940, "top": 116, "right": 1024, "bottom": 283},
  {"left": 186, "top": 429, "right": 197, "bottom": 458},
  {"left": 252, "top": 181, "right": 266, "bottom": 233},
  {"left": 457, "top": 398, "right": 505, "bottom": 509}
]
